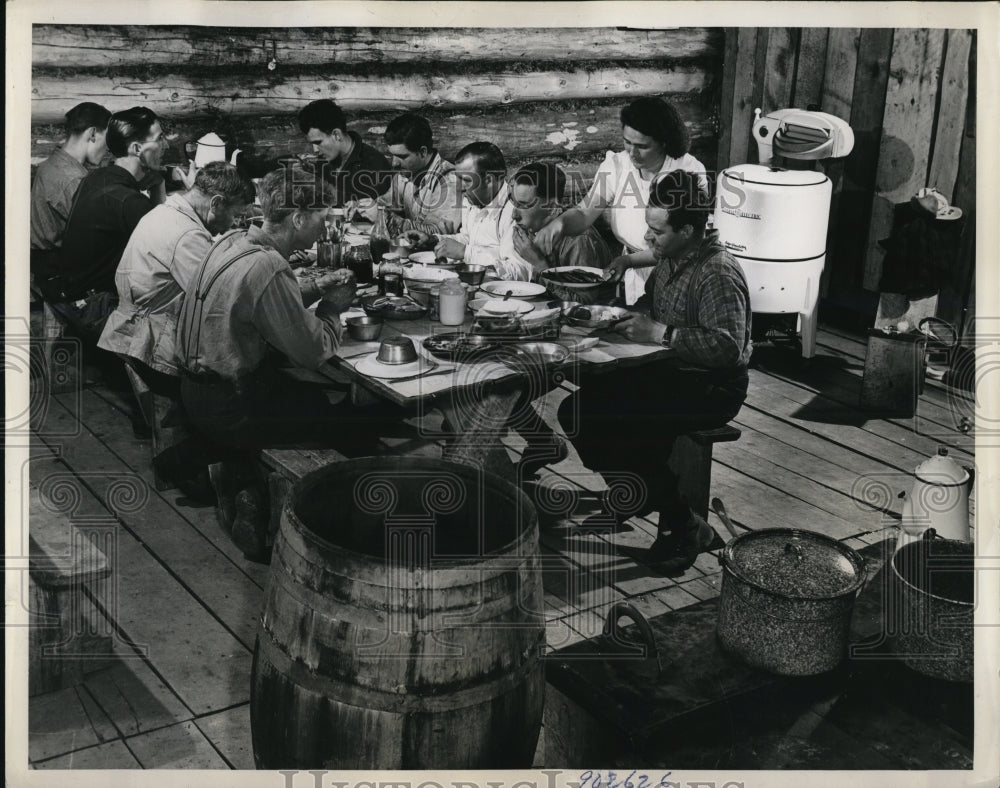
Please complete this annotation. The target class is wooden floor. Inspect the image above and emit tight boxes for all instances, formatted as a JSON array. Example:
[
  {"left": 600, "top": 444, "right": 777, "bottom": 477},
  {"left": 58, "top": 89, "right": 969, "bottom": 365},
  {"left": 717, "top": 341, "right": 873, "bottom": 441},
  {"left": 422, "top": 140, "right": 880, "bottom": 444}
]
[{"left": 25, "top": 322, "right": 976, "bottom": 770}]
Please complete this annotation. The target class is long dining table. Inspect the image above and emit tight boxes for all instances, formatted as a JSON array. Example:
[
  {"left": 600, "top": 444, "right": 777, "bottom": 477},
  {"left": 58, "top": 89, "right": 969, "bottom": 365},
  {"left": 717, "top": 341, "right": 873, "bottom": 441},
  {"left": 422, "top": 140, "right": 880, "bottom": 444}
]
[{"left": 314, "top": 294, "right": 672, "bottom": 483}]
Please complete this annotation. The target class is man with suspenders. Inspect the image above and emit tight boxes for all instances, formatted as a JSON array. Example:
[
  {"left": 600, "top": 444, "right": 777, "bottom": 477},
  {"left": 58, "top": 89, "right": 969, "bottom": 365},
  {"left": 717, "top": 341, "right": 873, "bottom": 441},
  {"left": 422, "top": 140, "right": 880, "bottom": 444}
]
[{"left": 176, "top": 167, "right": 393, "bottom": 559}]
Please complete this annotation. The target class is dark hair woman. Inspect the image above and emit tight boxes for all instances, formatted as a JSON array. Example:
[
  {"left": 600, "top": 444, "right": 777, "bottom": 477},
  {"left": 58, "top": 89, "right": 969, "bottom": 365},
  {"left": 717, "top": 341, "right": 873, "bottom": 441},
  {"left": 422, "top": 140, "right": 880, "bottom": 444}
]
[{"left": 533, "top": 97, "right": 708, "bottom": 304}]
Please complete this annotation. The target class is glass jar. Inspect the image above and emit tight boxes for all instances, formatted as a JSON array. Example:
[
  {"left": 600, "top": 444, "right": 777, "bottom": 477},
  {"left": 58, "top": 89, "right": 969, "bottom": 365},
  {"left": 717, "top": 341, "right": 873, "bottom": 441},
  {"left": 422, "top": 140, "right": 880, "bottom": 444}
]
[
  {"left": 344, "top": 239, "right": 373, "bottom": 283},
  {"left": 438, "top": 278, "right": 467, "bottom": 326},
  {"left": 378, "top": 252, "right": 404, "bottom": 296}
]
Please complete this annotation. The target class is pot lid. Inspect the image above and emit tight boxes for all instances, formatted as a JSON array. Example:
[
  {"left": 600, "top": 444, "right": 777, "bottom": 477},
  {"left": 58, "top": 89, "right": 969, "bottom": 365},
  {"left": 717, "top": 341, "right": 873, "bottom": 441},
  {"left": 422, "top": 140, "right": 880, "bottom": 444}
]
[
  {"left": 197, "top": 132, "right": 225, "bottom": 148},
  {"left": 915, "top": 447, "right": 969, "bottom": 485},
  {"left": 721, "top": 163, "right": 828, "bottom": 187},
  {"left": 724, "top": 528, "right": 865, "bottom": 599}
]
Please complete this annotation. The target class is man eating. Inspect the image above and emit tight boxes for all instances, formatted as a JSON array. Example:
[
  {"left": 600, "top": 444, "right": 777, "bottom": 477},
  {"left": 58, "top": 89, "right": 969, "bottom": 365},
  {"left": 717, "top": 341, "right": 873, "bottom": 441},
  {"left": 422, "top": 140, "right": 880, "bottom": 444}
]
[
  {"left": 508, "top": 162, "right": 611, "bottom": 276},
  {"left": 52, "top": 106, "right": 168, "bottom": 339},
  {"left": 379, "top": 112, "right": 462, "bottom": 235},
  {"left": 558, "top": 170, "right": 752, "bottom": 572},
  {"left": 406, "top": 142, "right": 532, "bottom": 281},
  {"left": 297, "top": 99, "right": 391, "bottom": 206},
  {"left": 98, "top": 162, "right": 256, "bottom": 496}
]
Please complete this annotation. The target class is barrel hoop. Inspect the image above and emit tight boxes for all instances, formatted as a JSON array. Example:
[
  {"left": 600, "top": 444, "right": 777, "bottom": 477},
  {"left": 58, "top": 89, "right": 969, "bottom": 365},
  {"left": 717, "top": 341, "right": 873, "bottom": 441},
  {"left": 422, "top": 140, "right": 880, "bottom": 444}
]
[
  {"left": 261, "top": 565, "right": 544, "bottom": 667},
  {"left": 255, "top": 627, "right": 544, "bottom": 714},
  {"left": 270, "top": 538, "right": 543, "bottom": 622},
  {"left": 280, "top": 510, "right": 540, "bottom": 588}
]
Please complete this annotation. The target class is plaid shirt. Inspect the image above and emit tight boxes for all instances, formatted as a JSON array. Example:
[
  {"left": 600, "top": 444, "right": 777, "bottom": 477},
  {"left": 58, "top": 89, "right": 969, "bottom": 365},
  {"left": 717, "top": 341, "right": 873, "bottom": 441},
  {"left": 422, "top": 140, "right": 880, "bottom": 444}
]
[
  {"left": 380, "top": 151, "right": 463, "bottom": 235},
  {"left": 646, "top": 231, "right": 752, "bottom": 369}
]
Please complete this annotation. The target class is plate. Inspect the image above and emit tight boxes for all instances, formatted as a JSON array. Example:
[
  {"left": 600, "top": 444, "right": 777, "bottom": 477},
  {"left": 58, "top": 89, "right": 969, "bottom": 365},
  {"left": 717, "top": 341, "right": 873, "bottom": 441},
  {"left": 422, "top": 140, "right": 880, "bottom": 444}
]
[
  {"left": 403, "top": 264, "right": 459, "bottom": 283},
  {"left": 353, "top": 354, "right": 435, "bottom": 379},
  {"left": 361, "top": 294, "right": 429, "bottom": 321},
  {"left": 408, "top": 251, "right": 461, "bottom": 267},
  {"left": 565, "top": 304, "right": 630, "bottom": 330},
  {"left": 422, "top": 333, "right": 503, "bottom": 362},
  {"left": 480, "top": 299, "right": 534, "bottom": 315},
  {"left": 539, "top": 266, "right": 610, "bottom": 289},
  {"left": 509, "top": 342, "right": 571, "bottom": 365},
  {"left": 481, "top": 281, "right": 547, "bottom": 298}
]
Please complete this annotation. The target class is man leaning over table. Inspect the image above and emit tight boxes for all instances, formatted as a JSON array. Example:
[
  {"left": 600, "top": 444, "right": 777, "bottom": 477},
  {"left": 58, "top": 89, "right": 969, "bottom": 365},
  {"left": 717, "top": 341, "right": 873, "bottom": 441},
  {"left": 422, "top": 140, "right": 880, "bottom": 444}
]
[
  {"left": 30, "top": 102, "right": 111, "bottom": 290},
  {"left": 47, "top": 106, "right": 169, "bottom": 340},
  {"left": 298, "top": 98, "right": 391, "bottom": 206},
  {"left": 558, "top": 170, "right": 752, "bottom": 573},
  {"left": 508, "top": 161, "right": 611, "bottom": 276},
  {"left": 176, "top": 167, "right": 398, "bottom": 559},
  {"left": 98, "top": 162, "right": 256, "bottom": 499},
  {"left": 378, "top": 112, "right": 463, "bottom": 235},
  {"left": 404, "top": 141, "right": 533, "bottom": 281}
]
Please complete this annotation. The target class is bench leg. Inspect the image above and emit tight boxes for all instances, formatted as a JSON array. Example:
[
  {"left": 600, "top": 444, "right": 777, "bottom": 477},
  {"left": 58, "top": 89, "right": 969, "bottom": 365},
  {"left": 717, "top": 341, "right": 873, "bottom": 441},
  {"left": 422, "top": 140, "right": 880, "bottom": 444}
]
[
  {"left": 667, "top": 434, "right": 714, "bottom": 521},
  {"left": 41, "top": 302, "right": 80, "bottom": 395}
]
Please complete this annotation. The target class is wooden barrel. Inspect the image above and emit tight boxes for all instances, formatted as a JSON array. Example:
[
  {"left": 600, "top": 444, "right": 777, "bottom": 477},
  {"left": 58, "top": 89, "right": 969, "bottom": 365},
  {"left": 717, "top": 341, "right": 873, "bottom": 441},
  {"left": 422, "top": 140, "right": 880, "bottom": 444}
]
[{"left": 250, "top": 456, "right": 546, "bottom": 769}]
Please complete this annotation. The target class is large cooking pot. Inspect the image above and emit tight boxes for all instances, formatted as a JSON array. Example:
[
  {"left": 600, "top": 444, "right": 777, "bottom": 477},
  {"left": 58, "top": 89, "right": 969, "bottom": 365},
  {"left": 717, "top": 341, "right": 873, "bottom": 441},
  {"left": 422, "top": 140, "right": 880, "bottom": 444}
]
[
  {"left": 717, "top": 528, "right": 866, "bottom": 676},
  {"left": 890, "top": 536, "right": 973, "bottom": 682}
]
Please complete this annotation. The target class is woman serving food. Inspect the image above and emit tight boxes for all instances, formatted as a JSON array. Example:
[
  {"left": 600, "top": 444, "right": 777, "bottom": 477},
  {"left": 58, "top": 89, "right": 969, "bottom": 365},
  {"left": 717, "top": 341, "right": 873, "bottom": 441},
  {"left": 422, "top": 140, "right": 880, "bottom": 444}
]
[{"left": 533, "top": 97, "right": 709, "bottom": 304}]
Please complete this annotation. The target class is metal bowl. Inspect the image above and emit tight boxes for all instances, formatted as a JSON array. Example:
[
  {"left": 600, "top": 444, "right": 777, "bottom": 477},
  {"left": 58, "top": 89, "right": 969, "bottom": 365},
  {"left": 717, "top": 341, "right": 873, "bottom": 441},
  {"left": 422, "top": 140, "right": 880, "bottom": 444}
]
[
  {"left": 345, "top": 315, "right": 384, "bottom": 341},
  {"left": 511, "top": 342, "right": 571, "bottom": 365},
  {"left": 376, "top": 336, "right": 419, "bottom": 365},
  {"left": 456, "top": 264, "right": 487, "bottom": 286}
]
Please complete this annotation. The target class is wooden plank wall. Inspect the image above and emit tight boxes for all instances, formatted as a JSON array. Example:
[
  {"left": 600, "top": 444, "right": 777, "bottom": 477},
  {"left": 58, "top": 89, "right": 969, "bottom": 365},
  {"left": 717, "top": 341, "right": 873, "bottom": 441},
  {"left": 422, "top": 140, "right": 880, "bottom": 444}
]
[
  {"left": 30, "top": 25, "right": 724, "bottom": 199},
  {"left": 717, "top": 27, "right": 976, "bottom": 333}
]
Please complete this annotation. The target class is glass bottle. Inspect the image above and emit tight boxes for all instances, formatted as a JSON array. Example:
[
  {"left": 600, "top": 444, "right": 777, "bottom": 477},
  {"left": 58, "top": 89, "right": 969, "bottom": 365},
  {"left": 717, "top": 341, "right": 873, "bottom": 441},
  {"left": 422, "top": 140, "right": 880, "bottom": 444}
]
[
  {"left": 369, "top": 204, "right": 392, "bottom": 268},
  {"left": 317, "top": 220, "right": 335, "bottom": 268}
]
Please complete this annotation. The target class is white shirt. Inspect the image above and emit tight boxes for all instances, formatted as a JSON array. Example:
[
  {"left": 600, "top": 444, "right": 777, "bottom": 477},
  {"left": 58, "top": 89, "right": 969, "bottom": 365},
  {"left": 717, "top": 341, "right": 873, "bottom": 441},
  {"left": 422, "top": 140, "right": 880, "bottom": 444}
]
[
  {"left": 584, "top": 149, "right": 709, "bottom": 303},
  {"left": 443, "top": 181, "right": 533, "bottom": 281}
]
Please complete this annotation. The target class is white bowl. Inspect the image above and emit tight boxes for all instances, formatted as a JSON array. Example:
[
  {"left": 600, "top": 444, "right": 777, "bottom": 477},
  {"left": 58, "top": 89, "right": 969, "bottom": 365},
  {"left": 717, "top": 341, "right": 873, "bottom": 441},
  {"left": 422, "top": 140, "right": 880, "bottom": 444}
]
[{"left": 481, "top": 280, "right": 547, "bottom": 298}]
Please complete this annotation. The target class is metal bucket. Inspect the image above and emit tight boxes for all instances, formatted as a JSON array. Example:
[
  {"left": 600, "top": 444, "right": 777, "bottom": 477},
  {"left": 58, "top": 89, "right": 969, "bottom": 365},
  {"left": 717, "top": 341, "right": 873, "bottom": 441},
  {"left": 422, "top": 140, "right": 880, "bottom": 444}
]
[{"left": 890, "top": 537, "right": 974, "bottom": 682}]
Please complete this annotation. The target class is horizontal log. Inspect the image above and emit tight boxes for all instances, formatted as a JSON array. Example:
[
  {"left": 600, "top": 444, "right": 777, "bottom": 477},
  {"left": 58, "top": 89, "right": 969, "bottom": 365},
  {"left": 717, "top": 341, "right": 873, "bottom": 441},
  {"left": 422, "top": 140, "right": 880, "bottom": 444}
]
[
  {"left": 30, "top": 64, "right": 714, "bottom": 123},
  {"left": 32, "top": 26, "right": 723, "bottom": 69},
  {"left": 31, "top": 99, "right": 717, "bottom": 174}
]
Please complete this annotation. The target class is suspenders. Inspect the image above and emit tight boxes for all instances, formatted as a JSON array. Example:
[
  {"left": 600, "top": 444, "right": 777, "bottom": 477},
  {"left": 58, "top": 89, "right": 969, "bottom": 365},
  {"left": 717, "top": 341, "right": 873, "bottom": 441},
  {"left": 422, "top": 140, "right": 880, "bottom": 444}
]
[{"left": 178, "top": 229, "right": 257, "bottom": 370}]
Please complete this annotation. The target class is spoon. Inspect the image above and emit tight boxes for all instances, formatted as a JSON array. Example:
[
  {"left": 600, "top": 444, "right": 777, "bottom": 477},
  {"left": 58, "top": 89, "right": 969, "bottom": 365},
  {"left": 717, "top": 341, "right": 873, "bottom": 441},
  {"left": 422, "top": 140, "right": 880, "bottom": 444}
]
[
  {"left": 503, "top": 290, "right": 513, "bottom": 302},
  {"left": 710, "top": 497, "right": 741, "bottom": 540}
]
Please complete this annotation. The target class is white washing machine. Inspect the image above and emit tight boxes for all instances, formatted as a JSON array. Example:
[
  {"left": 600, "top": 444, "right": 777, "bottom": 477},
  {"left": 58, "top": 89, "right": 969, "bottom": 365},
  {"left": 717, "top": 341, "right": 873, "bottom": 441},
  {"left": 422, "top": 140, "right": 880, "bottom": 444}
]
[{"left": 714, "top": 164, "right": 832, "bottom": 358}]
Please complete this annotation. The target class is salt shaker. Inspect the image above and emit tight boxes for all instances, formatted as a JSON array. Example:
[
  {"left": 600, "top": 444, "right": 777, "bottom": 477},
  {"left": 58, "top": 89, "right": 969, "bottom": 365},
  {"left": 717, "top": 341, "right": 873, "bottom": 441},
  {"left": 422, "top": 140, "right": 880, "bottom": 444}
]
[{"left": 438, "top": 278, "right": 467, "bottom": 326}]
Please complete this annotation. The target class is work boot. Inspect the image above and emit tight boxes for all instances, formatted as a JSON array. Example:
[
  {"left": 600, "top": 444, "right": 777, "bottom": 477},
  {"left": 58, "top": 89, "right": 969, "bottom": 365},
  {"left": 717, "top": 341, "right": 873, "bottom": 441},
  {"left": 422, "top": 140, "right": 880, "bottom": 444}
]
[{"left": 618, "top": 512, "right": 722, "bottom": 574}]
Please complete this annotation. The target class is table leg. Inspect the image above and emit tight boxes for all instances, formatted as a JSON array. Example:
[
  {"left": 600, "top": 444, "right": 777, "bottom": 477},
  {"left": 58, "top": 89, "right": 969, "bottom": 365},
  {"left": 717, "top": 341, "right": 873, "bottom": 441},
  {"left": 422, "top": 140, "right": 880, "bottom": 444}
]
[{"left": 439, "top": 383, "right": 524, "bottom": 485}]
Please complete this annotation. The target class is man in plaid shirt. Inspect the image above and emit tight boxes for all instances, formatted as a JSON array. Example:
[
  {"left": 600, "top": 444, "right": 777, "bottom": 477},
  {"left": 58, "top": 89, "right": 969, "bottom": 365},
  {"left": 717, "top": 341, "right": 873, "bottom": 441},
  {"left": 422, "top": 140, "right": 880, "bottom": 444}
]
[{"left": 559, "top": 169, "right": 752, "bottom": 572}]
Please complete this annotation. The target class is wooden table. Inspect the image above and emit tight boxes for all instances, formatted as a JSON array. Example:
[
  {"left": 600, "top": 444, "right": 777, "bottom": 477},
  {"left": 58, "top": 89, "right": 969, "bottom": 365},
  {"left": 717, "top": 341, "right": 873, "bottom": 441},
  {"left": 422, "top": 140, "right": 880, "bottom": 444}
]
[{"left": 320, "top": 301, "right": 671, "bottom": 482}]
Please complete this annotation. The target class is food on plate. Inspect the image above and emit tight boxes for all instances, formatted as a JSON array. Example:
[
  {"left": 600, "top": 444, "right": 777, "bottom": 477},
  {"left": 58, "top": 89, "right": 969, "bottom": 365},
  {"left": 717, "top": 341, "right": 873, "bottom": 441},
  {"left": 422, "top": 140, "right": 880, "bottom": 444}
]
[
  {"left": 543, "top": 268, "right": 607, "bottom": 285},
  {"left": 370, "top": 295, "right": 423, "bottom": 312},
  {"left": 435, "top": 256, "right": 450, "bottom": 266},
  {"left": 569, "top": 306, "right": 592, "bottom": 321}
]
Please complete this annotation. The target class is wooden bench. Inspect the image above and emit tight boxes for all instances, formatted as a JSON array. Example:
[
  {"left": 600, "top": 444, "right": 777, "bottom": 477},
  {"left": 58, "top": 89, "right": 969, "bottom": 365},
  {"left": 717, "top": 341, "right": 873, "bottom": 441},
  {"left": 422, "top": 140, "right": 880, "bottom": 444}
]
[
  {"left": 259, "top": 448, "right": 351, "bottom": 540},
  {"left": 668, "top": 425, "right": 742, "bottom": 519},
  {"left": 31, "top": 284, "right": 80, "bottom": 395},
  {"left": 28, "top": 486, "right": 113, "bottom": 696}
]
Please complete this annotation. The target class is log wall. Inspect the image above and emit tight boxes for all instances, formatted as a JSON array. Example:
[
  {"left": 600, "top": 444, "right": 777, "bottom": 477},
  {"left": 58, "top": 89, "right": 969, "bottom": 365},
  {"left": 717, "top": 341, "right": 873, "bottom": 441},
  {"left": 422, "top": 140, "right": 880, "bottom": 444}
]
[
  {"left": 30, "top": 25, "right": 724, "bottom": 201},
  {"left": 717, "top": 27, "right": 977, "bottom": 332}
]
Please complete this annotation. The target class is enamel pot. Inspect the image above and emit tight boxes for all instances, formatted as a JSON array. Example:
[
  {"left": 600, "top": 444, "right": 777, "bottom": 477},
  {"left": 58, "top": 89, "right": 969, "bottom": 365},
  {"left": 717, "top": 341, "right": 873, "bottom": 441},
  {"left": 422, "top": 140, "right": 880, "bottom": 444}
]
[{"left": 717, "top": 528, "right": 867, "bottom": 676}]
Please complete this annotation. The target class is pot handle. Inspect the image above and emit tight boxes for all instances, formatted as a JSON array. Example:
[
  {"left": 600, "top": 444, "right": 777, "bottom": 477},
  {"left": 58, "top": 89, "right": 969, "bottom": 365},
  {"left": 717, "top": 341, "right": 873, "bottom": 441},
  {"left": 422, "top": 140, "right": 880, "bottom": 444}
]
[{"left": 603, "top": 602, "right": 659, "bottom": 661}]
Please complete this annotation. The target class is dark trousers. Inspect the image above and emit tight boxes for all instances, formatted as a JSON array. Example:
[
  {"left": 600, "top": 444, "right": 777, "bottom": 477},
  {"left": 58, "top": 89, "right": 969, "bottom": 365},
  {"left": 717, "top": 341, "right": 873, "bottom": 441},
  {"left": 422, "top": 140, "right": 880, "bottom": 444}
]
[
  {"left": 559, "top": 359, "right": 748, "bottom": 531},
  {"left": 47, "top": 290, "right": 118, "bottom": 344},
  {"left": 180, "top": 365, "right": 392, "bottom": 454}
]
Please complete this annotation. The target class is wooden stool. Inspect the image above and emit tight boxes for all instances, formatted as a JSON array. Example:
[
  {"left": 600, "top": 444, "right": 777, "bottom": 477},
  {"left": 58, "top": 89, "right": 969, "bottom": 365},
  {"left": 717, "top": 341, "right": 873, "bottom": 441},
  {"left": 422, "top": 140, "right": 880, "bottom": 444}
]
[
  {"left": 668, "top": 425, "right": 742, "bottom": 519},
  {"left": 29, "top": 486, "right": 113, "bottom": 695}
]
